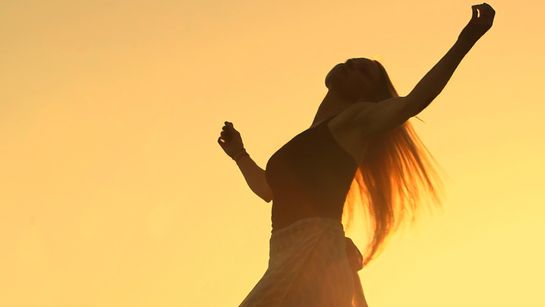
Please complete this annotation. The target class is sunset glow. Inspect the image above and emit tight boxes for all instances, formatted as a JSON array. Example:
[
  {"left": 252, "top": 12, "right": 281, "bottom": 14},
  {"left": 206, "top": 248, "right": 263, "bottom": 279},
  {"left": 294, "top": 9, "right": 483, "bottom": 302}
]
[{"left": 1, "top": 1, "right": 543, "bottom": 306}]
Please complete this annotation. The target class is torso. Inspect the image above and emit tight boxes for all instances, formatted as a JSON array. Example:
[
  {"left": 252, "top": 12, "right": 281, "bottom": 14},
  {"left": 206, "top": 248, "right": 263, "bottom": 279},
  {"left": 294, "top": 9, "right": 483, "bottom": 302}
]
[{"left": 315, "top": 102, "right": 374, "bottom": 165}]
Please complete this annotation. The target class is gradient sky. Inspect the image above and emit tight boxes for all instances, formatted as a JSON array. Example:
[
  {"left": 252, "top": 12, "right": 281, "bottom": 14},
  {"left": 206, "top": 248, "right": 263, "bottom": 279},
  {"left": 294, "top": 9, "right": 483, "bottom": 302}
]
[{"left": 1, "top": 1, "right": 544, "bottom": 306}]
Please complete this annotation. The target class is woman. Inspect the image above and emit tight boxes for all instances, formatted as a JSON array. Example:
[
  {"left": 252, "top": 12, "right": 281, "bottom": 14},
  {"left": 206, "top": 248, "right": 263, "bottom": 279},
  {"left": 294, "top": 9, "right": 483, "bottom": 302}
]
[{"left": 218, "top": 4, "right": 495, "bottom": 306}]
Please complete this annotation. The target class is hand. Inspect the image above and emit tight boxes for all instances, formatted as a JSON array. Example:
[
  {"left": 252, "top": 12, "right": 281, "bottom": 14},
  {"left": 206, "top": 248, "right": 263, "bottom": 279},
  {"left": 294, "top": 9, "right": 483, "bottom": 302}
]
[
  {"left": 458, "top": 3, "right": 496, "bottom": 45},
  {"left": 217, "top": 121, "right": 246, "bottom": 159}
]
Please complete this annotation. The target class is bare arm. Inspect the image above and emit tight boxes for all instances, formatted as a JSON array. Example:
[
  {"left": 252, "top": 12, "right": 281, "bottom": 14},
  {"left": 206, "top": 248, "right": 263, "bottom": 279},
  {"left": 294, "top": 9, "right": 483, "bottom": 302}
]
[
  {"left": 352, "top": 4, "right": 495, "bottom": 137},
  {"left": 354, "top": 38, "right": 477, "bottom": 137},
  {"left": 405, "top": 3, "right": 495, "bottom": 116},
  {"left": 218, "top": 121, "right": 273, "bottom": 203},
  {"left": 404, "top": 38, "right": 475, "bottom": 116},
  {"left": 235, "top": 154, "right": 273, "bottom": 203}
]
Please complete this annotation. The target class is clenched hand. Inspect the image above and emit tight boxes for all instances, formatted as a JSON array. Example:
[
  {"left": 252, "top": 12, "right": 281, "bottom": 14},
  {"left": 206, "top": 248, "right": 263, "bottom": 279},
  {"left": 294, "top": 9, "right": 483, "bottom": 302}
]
[
  {"left": 459, "top": 3, "right": 496, "bottom": 45},
  {"left": 217, "top": 121, "right": 246, "bottom": 160}
]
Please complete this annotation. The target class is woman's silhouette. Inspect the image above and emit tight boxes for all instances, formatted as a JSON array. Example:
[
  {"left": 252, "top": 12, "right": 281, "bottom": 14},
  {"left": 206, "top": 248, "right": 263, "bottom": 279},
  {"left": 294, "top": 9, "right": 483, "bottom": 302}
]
[{"left": 218, "top": 4, "right": 495, "bottom": 306}]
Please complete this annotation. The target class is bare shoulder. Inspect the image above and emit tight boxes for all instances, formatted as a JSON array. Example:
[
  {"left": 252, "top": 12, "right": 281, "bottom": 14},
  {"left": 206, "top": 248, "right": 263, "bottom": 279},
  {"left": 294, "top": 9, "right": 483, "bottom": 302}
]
[
  {"left": 326, "top": 101, "right": 375, "bottom": 165},
  {"left": 326, "top": 97, "right": 409, "bottom": 164}
]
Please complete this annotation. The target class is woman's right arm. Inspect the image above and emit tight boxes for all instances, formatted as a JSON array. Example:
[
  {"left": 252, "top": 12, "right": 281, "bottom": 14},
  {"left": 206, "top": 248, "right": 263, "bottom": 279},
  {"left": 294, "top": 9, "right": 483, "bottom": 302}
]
[
  {"left": 235, "top": 154, "right": 273, "bottom": 203},
  {"left": 218, "top": 121, "right": 273, "bottom": 203}
]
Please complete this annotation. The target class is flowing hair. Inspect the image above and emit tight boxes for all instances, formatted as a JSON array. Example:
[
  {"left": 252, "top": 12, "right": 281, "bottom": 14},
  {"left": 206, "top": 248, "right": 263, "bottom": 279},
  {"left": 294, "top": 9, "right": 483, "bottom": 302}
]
[{"left": 333, "top": 60, "right": 446, "bottom": 267}]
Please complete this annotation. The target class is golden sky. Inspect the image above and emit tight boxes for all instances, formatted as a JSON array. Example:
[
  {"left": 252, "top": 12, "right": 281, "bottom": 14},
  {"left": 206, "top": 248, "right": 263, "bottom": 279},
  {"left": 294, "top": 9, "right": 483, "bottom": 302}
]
[{"left": 1, "top": 1, "right": 544, "bottom": 306}]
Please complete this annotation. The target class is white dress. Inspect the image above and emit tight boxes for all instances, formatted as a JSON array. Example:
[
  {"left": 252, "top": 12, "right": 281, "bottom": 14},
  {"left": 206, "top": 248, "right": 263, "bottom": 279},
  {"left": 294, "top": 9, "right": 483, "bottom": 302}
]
[{"left": 239, "top": 217, "right": 368, "bottom": 307}]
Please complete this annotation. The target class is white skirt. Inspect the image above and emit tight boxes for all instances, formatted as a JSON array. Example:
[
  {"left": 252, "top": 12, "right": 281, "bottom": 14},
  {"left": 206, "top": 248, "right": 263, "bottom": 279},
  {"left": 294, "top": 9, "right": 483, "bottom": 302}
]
[{"left": 239, "top": 217, "right": 368, "bottom": 307}]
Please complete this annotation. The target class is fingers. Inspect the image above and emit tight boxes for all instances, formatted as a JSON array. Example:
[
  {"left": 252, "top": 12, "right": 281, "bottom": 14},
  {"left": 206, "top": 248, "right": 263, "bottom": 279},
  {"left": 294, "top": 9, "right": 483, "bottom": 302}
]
[
  {"left": 218, "top": 121, "right": 234, "bottom": 145},
  {"left": 472, "top": 3, "right": 495, "bottom": 19},
  {"left": 222, "top": 121, "right": 234, "bottom": 132},
  {"left": 222, "top": 121, "right": 233, "bottom": 136},
  {"left": 482, "top": 3, "right": 495, "bottom": 19}
]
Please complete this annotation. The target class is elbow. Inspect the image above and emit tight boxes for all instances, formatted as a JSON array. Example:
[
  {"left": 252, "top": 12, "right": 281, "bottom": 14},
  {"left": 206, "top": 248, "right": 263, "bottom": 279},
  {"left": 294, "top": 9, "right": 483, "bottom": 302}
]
[
  {"left": 262, "top": 181, "right": 273, "bottom": 203},
  {"left": 261, "top": 190, "right": 273, "bottom": 203}
]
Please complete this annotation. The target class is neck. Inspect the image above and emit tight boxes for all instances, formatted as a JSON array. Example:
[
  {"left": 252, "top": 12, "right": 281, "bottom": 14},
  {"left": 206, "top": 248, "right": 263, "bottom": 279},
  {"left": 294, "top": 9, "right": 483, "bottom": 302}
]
[{"left": 311, "top": 90, "right": 353, "bottom": 127}]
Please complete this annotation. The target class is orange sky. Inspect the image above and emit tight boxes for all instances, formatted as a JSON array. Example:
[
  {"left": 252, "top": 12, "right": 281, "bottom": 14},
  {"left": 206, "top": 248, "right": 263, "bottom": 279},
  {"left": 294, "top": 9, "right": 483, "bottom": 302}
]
[{"left": 1, "top": 1, "right": 544, "bottom": 306}]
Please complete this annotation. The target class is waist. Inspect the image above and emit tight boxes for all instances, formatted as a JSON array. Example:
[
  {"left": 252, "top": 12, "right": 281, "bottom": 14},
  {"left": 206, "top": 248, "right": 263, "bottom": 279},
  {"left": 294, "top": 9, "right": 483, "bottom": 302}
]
[
  {"left": 271, "top": 207, "right": 343, "bottom": 233},
  {"left": 269, "top": 217, "right": 345, "bottom": 254}
]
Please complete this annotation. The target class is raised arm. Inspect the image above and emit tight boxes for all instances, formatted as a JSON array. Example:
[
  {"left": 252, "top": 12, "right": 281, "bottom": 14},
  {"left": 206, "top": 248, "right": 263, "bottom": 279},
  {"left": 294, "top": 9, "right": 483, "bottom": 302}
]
[
  {"left": 351, "top": 4, "right": 495, "bottom": 138},
  {"left": 404, "top": 39, "right": 474, "bottom": 116},
  {"left": 404, "top": 3, "right": 495, "bottom": 116}
]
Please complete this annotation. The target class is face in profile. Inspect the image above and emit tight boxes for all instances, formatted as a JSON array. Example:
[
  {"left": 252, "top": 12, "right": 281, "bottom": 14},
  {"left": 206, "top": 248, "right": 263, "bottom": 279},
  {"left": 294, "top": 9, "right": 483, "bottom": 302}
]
[{"left": 325, "top": 58, "right": 384, "bottom": 102}]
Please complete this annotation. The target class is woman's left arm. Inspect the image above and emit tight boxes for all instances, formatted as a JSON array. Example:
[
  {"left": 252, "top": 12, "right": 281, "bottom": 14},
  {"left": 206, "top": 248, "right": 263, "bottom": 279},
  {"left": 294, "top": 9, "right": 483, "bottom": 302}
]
[{"left": 405, "top": 3, "right": 495, "bottom": 116}]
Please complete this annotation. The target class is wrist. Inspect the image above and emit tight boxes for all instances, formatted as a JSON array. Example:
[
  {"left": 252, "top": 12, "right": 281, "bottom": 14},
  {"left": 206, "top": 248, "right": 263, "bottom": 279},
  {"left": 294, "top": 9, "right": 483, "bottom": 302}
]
[
  {"left": 235, "top": 153, "right": 250, "bottom": 163},
  {"left": 232, "top": 148, "right": 250, "bottom": 162},
  {"left": 456, "top": 36, "right": 477, "bottom": 50},
  {"left": 450, "top": 37, "right": 475, "bottom": 60}
]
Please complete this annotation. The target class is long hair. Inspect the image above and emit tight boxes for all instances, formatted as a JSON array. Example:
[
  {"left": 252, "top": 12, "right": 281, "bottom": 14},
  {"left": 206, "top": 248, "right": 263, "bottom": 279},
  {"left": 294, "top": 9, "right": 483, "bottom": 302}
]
[{"left": 335, "top": 60, "right": 446, "bottom": 267}]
